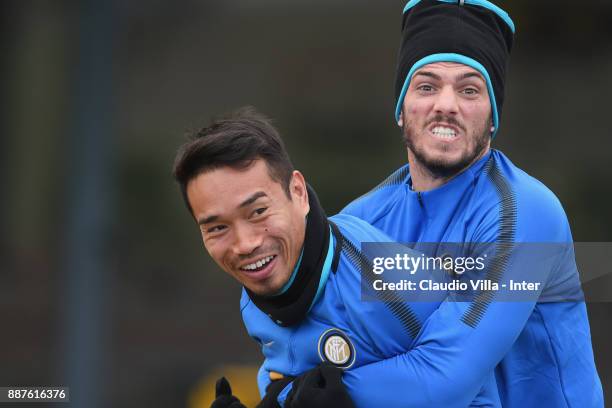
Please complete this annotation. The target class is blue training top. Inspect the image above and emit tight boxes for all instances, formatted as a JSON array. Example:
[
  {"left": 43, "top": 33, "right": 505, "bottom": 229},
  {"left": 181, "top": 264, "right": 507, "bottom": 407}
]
[
  {"left": 340, "top": 149, "right": 603, "bottom": 408},
  {"left": 241, "top": 213, "right": 500, "bottom": 407}
]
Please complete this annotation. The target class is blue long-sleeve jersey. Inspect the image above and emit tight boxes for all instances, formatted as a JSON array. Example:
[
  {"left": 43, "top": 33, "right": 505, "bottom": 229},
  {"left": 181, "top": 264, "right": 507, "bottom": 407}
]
[
  {"left": 241, "top": 213, "right": 500, "bottom": 407},
  {"left": 341, "top": 149, "right": 603, "bottom": 407}
]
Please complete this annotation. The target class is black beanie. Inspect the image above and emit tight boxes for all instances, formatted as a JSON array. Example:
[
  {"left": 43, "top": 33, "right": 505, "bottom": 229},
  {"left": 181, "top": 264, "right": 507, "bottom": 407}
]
[{"left": 394, "top": 0, "right": 514, "bottom": 137}]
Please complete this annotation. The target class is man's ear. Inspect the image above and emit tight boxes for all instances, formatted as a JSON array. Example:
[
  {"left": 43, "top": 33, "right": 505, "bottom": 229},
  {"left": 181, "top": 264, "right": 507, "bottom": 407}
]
[
  {"left": 397, "top": 111, "right": 404, "bottom": 127},
  {"left": 290, "top": 170, "right": 310, "bottom": 215}
]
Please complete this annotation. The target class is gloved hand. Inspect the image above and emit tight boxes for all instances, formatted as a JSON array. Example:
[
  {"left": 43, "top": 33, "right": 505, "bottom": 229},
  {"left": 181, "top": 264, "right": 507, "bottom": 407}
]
[
  {"left": 210, "top": 377, "right": 246, "bottom": 408},
  {"left": 285, "top": 363, "right": 355, "bottom": 408},
  {"left": 256, "top": 376, "right": 294, "bottom": 408}
]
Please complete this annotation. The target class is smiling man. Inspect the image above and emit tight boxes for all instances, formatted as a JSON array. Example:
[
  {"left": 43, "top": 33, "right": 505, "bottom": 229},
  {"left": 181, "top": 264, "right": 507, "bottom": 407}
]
[
  {"left": 342, "top": 0, "right": 603, "bottom": 407},
  {"left": 187, "top": 159, "right": 308, "bottom": 296},
  {"left": 173, "top": 108, "right": 501, "bottom": 408}
]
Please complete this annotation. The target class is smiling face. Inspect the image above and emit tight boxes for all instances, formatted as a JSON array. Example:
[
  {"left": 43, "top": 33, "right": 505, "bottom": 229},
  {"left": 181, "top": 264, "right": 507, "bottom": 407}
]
[
  {"left": 399, "top": 62, "right": 492, "bottom": 183},
  {"left": 186, "top": 159, "right": 310, "bottom": 296}
]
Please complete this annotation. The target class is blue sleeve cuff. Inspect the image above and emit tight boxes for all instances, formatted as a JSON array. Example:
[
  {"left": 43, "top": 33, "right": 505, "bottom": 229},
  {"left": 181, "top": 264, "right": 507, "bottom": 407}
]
[
  {"left": 257, "top": 364, "right": 271, "bottom": 399},
  {"left": 277, "top": 381, "right": 293, "bottom": 407}
]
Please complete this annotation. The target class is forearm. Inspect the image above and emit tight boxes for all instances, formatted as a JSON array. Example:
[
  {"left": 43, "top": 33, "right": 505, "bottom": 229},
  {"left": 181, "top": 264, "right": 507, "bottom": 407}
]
[{"left": 342, "top": 301, "right": 534, "bottom": 407}]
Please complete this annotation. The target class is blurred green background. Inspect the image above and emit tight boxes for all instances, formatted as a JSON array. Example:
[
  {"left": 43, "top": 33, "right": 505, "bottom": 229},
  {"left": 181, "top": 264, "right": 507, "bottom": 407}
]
[{"left": 2, "top": 0, "right": 611, "bottom": 406}]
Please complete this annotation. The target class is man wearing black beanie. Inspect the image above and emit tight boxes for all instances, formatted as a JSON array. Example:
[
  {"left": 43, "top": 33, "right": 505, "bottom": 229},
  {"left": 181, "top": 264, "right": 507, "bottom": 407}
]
[{"left": 342, "top": 0, "right": 604, "bottom": 407}]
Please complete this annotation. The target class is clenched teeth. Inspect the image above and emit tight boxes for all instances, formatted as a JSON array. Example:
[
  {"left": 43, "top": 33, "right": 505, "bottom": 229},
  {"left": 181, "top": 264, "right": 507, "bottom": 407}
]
[
  {"left": 241, "top": 255, "right": 275, "bottom": 271},
  {"left": 431, "top": 126, "right": 457, "bottom": 139}
]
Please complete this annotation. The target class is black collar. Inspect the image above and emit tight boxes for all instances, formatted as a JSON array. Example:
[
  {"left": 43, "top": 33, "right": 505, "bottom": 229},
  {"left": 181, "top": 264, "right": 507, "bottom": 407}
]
[{"left": 245, "top": 185, "right": 330, "bottom": 327}]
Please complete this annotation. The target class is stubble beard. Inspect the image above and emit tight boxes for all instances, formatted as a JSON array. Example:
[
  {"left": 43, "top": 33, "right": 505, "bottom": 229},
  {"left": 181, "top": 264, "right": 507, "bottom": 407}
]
[{"left": 402, "top": 113, "right": 491, "bottom": 179}]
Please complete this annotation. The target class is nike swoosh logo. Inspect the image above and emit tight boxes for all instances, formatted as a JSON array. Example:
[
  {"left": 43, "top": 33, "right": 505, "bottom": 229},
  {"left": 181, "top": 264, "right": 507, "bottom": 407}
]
[{"left": 263, "top": 341, "right": 274, "bottom": 347}]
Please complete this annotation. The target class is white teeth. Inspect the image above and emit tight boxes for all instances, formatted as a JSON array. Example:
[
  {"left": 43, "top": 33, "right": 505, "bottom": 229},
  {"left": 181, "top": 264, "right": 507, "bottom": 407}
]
[
  {"left": 431, "top": 126, "right": 457, "bottom": 139},
  {"left": 241, "top": 255, "right": 275, "bottom": 271}
]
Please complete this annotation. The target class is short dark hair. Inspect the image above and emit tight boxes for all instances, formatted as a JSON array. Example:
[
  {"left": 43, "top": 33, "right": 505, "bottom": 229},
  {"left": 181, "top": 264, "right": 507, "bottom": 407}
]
[{"left": 172, "top": 107, "right": 295, "bottom": 215}]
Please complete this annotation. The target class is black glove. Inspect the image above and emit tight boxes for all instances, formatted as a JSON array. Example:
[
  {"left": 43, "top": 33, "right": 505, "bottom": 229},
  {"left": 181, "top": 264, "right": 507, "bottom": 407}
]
[
  {"left": 285, "top": 363, "right": 355, "bottom": 408},
  {"left": 210, "top": 377, "right": 246, "bottom": 408},
  {"left": 256, "top": 376, "right": 294, "bottom": 408}
]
